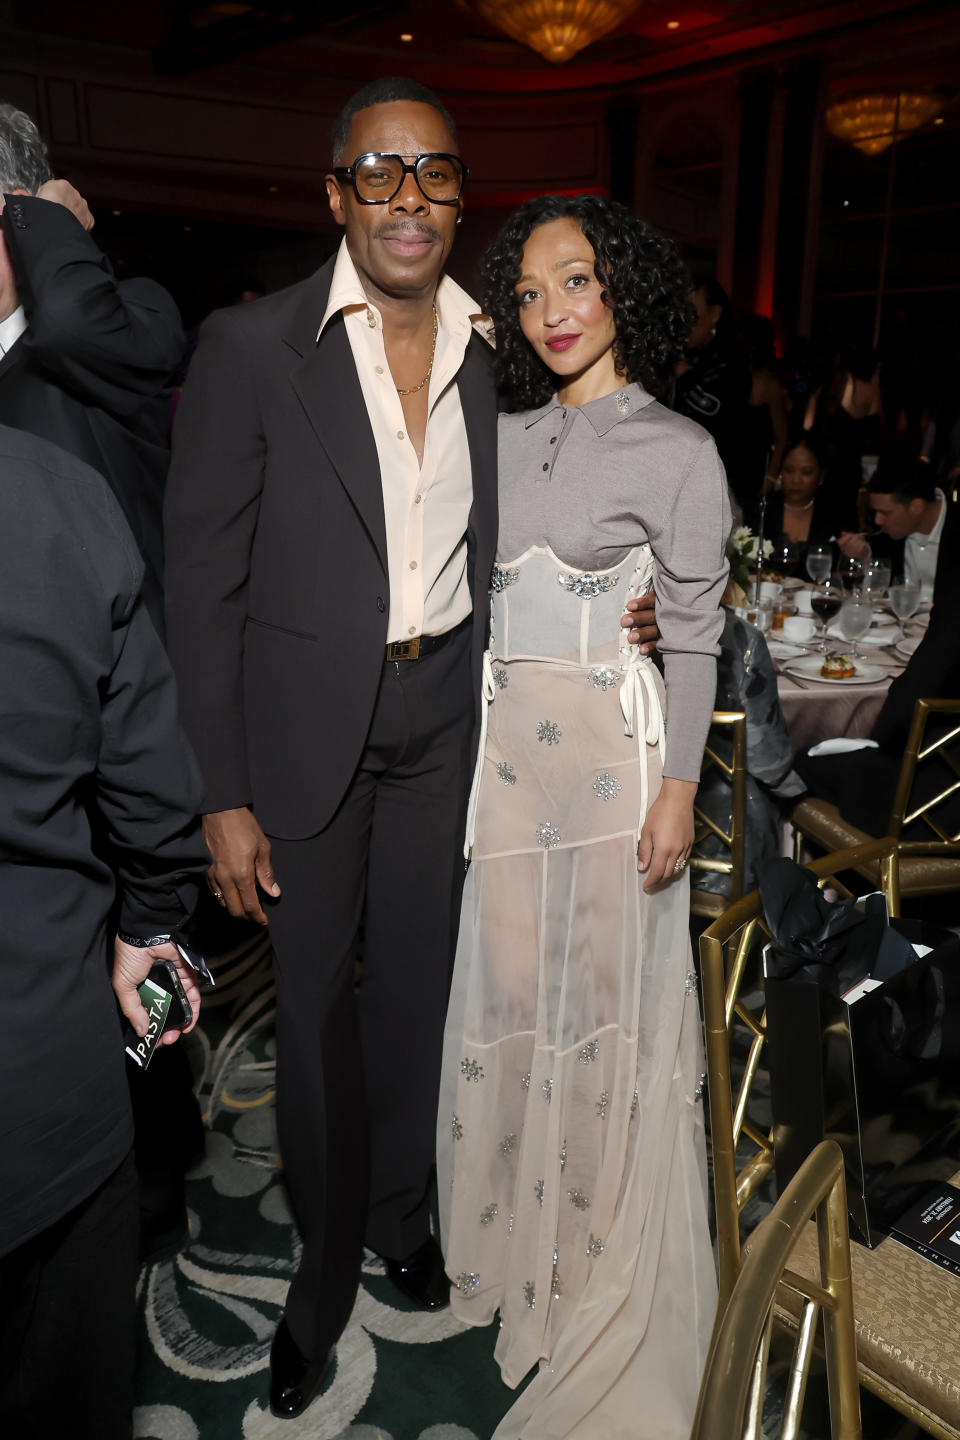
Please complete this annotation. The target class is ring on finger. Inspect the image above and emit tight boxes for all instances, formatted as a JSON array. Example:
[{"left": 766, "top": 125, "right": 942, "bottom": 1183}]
[
  {"left": 673, "top": 857, "right": 687, "bottom": 874},
  {"left": 211, "top": 888, "right": 225, "bottom": 902}
]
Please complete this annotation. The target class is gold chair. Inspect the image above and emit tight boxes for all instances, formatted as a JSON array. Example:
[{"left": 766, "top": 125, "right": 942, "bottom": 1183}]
[
  {"left": 690, "top": 709, "right": 747, "bottom": 920},
  {"left": 692, "top": 1140, "right": 861, "bottom": 1440},
  {"left": 701, "top": 839, "right": 960, "bottom": 1439},
  {"left": 792, "top": 697, "right": 960, "bottom": 902}
]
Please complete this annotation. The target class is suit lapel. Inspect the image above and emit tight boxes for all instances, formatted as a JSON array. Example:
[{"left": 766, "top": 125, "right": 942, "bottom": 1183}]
[
  {"left": 285, "top": 266, "right": 388, "bottom": 573},
  {"left": 458, "top": 334, "right": 499, "bottom": 589}
]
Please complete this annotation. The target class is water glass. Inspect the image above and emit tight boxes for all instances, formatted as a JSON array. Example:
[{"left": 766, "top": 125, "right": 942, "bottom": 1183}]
[
  {"left": 838, "top": 592, "right": 873, "bottom": 659},
  {"left": 806, "top": 544, "right": 833, "bottom": 586},
  {"left": 864, "top": 559, "right": 891, "bottom": 597},
  {"left": 888, "top": 577, "right": 921, "bottom": 642}
]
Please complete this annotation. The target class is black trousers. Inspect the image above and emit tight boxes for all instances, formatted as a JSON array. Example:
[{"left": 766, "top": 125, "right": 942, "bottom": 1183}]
[
  {"left": 0, "top": 1149, "right": 138, "bottom": 1440},
  {"left": 267, "top": 623, "right": 474, "bottom": 1359}
]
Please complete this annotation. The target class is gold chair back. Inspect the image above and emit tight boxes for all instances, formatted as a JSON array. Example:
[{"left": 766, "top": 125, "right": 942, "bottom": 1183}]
[
  {"left": 690, "top": 710, "right": 747, "bottom": 919},
  {"left": 699, "top": 838, "right": 900, "bottom": 1312},
  {"left": 888, "top": 698, "right": 960, "bottom": 855},
  {"left": 692, "top": 1140, "right": 862, "bottom": 1440}
]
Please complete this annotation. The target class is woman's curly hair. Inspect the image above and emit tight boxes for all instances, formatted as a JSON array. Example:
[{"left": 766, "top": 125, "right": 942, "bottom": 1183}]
[{"left": 481, "top": 194, "right": 694, "bottom": 411}]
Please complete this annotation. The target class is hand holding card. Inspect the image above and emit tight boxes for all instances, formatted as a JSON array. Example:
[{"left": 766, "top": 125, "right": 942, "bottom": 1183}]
[{"left": 113, "top": 936, "right": 203, "bottom": 1068}]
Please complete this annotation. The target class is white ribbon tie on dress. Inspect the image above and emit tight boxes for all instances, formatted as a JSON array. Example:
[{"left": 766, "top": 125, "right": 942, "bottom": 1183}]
[{"left": 619, "top": 654, "right": 666, "bottom": 839}]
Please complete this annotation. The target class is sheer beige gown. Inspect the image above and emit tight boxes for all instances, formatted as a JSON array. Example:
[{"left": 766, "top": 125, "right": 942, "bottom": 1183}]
[{"left": 438, "top": 530, "right": 718, "bottom": 1438}]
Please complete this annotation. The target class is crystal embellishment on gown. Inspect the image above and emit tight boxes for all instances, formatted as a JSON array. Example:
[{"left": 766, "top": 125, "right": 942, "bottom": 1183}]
[
  {"left": 499, "top": 1132, "right": 518, "bottom": 1156},
  {"left": 520, "top": 1072, "right": 531, "bottom": 1090},
  {"left": 491, "top": 563, "right": 520, "bottom": 593},
  {"left": 616, "top": 390, "right": 630, "bottom": 414},
  {"left": 542, "top": 1079, "right": 553, "bottom": 1102},
  {"left": 451, "top": 1113, "right": 463, "bottom": 1141},
  {"left": 559, "top": 1138, "right": 567, "bottom": 1171},
  {"left": 592, "top": 772, "right": 622, "bottom": 802},
  {"left": 523, "top": 1281, "right": 536, "bottom": 1310},
  {"left": 595, "top": 1089, "right": 609, "bottom": 1118},
  {"left": 455, "top": 1272, "right": 480, "bottom": 1297},
  {"left": 497, "top": 761, "right": 517, "bottom": 786},
  {"left": 586, "top": 1234, "right": 605, "bottom": 1258},
  {"left": 460, "top": 1057, "right": 484, "bottom": 1082},
  {"left": 493, "top": 666, "right": 509, "bottom": 689},
  {"left": 551, "top": 1270, "right": 563, "bottom": 1300},
  {"left": 534, "top": 1178, "right": 544, "bottom": 1206},
  {"left": 480, "top": 1203, "right": 499, "bottom": 1226},
  {"left": 536, "top": 720, "right": 562, "bottom": 745},
  {"left": 684, "top": 971, "right": 698, "bottom": 994},
  {"left": 578, "top": 1040, "right": 599, "bottom": 1064},
  {"left": 558, "top": 571, "right": 620, "bottom": 599},
  {"left": 568, "top": 1188, "right": 591, "bottom": 1211},
  {"left": 536, "top": 822, "right": 561, "bottom": 849},
  {"left": 587, "top": 666, "right": 620, "bottom": 691},
  {"left": 694, "top": 1072, "right": 707, "bottom": 1101}
]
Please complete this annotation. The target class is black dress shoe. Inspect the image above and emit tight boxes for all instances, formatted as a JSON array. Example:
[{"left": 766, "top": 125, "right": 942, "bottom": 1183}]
[
  {"left": 269, "top": 1317, "right": 335, "bottom": 1419},
  {"left": 383, "top": 1234, "right": 450, "bottom": 1310}
]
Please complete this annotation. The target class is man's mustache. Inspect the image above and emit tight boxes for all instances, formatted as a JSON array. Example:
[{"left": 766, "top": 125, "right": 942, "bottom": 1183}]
[{"left": 374, "top": 221, "right": 442, "bottom": 241}]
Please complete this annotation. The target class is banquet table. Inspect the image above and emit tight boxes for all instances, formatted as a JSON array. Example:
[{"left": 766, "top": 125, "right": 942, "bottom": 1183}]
[{"left": 770, "top": 591, "right": 927, "bottom": 751}]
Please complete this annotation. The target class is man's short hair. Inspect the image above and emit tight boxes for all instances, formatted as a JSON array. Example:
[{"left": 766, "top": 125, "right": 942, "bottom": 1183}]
[
  {"left": 0, "top": 103, "right": 53, "bottom": 195},
  {"left": 331, "top": 77, "right": 457, "bottom": 165},
  {"left": 868, "top": 451, "right": 937, "bottom": 506}
]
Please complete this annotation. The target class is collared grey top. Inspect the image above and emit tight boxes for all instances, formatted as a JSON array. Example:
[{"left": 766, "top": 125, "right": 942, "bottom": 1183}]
[{"left": 497, "top": 382, "right": 731, "bottom": 781}]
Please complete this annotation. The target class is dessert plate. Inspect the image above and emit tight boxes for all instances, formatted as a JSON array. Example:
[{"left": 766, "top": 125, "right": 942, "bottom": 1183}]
[{"left": 783, "top": 655, "right": 888, "bottom": 686}]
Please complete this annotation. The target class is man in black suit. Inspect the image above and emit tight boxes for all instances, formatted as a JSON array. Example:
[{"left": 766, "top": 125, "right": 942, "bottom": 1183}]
[
  {"left": 0, "top": 101, "right": 184, "bottom": 630},
  {"left": 837, "top": 455, "right": 949, "bottom": 602},
  {"left": 165, "top": 77, "right": 657, "bottom": 1419},
  {"left": 0, "top": 424, "right": 208, "bottom": 1439}
]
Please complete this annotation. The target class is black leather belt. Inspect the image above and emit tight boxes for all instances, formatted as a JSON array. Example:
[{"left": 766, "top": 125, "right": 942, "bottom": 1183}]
[{"left": 385, "top": 615, "right": 470, "bottom": 662}]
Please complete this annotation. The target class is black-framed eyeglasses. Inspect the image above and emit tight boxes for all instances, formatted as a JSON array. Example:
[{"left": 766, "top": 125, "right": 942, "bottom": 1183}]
[{"left": 332, "top": 152, "right": 467, "bottom": 206}]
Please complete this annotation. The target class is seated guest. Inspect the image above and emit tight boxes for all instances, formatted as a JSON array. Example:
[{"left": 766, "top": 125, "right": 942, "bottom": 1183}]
[
  {"left": 796, "top": 476, "right": 960, "bottom": 838},
  {"left": 751, "top": 437, "right": 836, "bottom": 566},
  {"left": 838, "top": 452, "right": 949, "bottom": 601},
  {"left": 0, "top": 425, "right": 208, "bottom": 1439},
  {"left": 672, "top": 274, "right": 752, "bottom": 501},
  {"left": 693, "top": 607, "right": 804, "bottom": 897}
]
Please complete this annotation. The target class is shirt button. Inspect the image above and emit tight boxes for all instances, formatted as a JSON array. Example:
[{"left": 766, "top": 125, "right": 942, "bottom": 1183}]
[
  {"left": 550, "top": 436, "right": 557, "bottom": 443},
  {"left": 397, "top": 431, "right": 405, "bottom": 441},
  {"left": 542, "top": 463, "right": 549, "bottom": 472},
  {"left": 376, "top": 596, "right": 385, "bottom": 612},
  {"left": 408, "top": 626, "right": 416, "bottom": 636},
  {"left": 409, "top": 560, "right": 418, "bottom": 570},
  {"left": 375, "top": 365, "right": 384, "bottom": 375},
  {"left": 367, "top": 311, "right": 377, "bottom": 328}
]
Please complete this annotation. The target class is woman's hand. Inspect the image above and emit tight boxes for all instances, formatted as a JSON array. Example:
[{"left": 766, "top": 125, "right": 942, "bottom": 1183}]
[{"left": 637, "top": 778, "right": 697, "bottom": 893}]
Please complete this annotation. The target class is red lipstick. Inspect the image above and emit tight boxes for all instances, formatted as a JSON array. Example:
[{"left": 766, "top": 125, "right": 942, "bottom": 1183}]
[{"left": 545, "top": 334, "right": 579, "bottom": 352}]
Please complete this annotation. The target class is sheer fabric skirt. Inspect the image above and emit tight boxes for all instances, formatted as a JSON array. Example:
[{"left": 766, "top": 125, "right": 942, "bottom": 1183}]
[{"left": 438, "top": 654, "right": 717, "bottom": 1439}]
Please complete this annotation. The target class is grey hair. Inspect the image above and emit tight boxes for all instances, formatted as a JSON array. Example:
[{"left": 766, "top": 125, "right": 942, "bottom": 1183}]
[{"left": 0, "top": 103, "right": 53, "bottom": 194}]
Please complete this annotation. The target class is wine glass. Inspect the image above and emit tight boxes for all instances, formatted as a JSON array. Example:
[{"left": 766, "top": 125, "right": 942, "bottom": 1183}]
[
  {"left": 863, "top": 558, "right": 891, "bottom": 599},
  {"left": 837, "top": 555, "right": 864, "bottom": 592},
  {"left": 771, "top": 537, "right": 800, "bottom": 580},
  {"left": 838, "top": 591, "right": 873, "bottom": 661},
  {"left": 810, "top": 578, "right": 843, "bottom": 652},
  {"left": 888, "top": 576, "right": 921, "bottom": 644},
  {"left": 806, "top": 543, "right": 833, "bottom": 586}
]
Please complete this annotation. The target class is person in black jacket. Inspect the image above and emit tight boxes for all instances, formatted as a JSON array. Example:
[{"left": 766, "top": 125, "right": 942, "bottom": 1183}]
[
  {"left": 672, "top": 275, "right": 752, "bottom": 502},
  {"left": 0, "top": 425, "right": 208, "bottom": 1439},
  {"left": 0, "top": 102, "right": 184, "bottom": 632}
]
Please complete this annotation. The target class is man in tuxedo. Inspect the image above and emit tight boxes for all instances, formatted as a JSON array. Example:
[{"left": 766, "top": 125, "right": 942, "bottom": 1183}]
[
  {"left": 837, "top": 454, "right": 949, "bottom": 601},
  {"left": 0, "top": 424, "right": 207, "bottom": 1439},
  {"left": 0, "top": 102, "right": 184, "bottom": 630},
  {"left": 165, "top": 76, "right": 657, "bottom": 1419}
]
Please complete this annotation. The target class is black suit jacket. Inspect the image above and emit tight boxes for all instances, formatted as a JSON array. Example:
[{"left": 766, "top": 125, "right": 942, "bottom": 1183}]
[
  {"left": 164, "top": 256, "right": 498, "bottom": 838},
  {"left": 0, "top": 425, "right": 207, "bottom": 1258},
  {"left": 0, "top": 194, "right": 184, "bottom": 630}
]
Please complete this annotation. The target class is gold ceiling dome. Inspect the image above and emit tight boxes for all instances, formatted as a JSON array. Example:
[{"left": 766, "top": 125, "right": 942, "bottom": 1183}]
[
  {"left": 825, "top": 89, "right": 946, "bottom": 156},
  {"left": 468, "top": 0, "right": 643, "bottom": 64}
]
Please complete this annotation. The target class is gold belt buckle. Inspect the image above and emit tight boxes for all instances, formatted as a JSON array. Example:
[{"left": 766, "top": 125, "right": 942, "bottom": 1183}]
[{"left": 386, "top": 636, "right": 421, "bottom": 661}]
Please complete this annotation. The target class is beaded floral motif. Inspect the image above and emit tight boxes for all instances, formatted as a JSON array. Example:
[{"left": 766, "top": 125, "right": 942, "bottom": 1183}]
[
  {"left": 480, "top": 1203, "right": 498, "bottom": 1226},
  {"left": 568, "top": 1188, "right": 591, "bottom": 1212},
  {"left": 534, "top": 1179, "right": 544, "bottom": 1207},
  {"left": 451, "top": 1114, "right": 463, "bottom": 1141},
  {"left": 586, "top": 1234, "right": 605, "bottom": 1258},
  {"left": 578, "top": 1040, "right": 599, "bottom": 1064},
  {"left": 493, "top": 666, "right": 509, "bottom": 689},
  {"left": 455, "top": 1272, "right": 480, "bottom": 1297},
  {"left": 551, "top": 1270, "right": 563, "bottom": 1300},
  {"left": 508, "top": 1212, "right": 515, "bottom": 1234},
  {"left": 497, "top": 761, "right": 517, "bottom": 786},
  {"left": 616, "top": 390, "right": 630, "bottom": 414},
  {"left": 694, "top": 1072, "right": 707, "bottom": 1101},
  {"left": 559, "top": 1138, "right": 567, "bottom": 1171},
  {"left": 490, "top": 564, "right": 520, "bottom": 593},
  {"left": 558, "top": 571, "right": 620, "bottom": 599},
  {"left": 542, "top": 1078, "right": 553, "bottom": 1102},
  {"left": 536, "top": 822, "right": 561, "bottom": 849},
  {"left": 595, "top": 1090, "right": 609, "bottom": 1119},
  {"left": 684, "top": 971, "right": 699, "bottom": 995},
  {"left": 523, "top": 1281, "right": 536, "bottom": 1310},
  {"left": 593, "top": 772, "right": 622, "bottom": 803},
  {"left": 587, "top": 666, "right": 620, "bottom": 692},
  {"left": 520, "top": 1072, "right": 531, "bottom": 1091},
  {"left": 460, "top": 1057, "right": 484, "bottom": 1083},
  {"left": 499, "top": 1132, "right": 518, "bottom": 1156},
  {"left": 536, "top": 720, "right": 562, "bottom": 746}
]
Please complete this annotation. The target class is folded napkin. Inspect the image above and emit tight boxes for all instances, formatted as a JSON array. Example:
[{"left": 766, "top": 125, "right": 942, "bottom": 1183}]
[{"left": 808, "top": 737, "right": 879, "bottom": 757}]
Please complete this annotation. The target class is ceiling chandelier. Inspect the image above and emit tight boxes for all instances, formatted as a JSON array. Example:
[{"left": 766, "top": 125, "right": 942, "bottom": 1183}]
[
  {"left": 825, "top": 89, "right": 946, "bottom": 156},
  {"left": 468, "top": 0, "right": 643, "bottom": 64}
]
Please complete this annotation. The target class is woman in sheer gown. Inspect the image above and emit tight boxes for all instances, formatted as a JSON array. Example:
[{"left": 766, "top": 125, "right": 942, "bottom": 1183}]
[{"left": 437, "top": 196, "right": 729, "bottom": 1439}]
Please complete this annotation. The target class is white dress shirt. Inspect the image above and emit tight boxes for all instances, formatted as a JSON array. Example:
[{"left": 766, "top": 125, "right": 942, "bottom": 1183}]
[
  {"left": 905, "top": 488, "right": 946, "bottom": 601},
  {"left": 0, "top": 304, "right": 26, "bottom": 356},
  {"left": 318, "top": 240, "right": 490, "bottom": 644}
]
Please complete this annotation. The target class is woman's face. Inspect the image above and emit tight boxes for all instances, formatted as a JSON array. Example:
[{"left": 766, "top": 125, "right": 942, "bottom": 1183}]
[
  {"left": 781, "top": 446, "right": 822, "bottom": 506},
  {"left": 514, "top": 217, "right": 618, "bottom": 392}
]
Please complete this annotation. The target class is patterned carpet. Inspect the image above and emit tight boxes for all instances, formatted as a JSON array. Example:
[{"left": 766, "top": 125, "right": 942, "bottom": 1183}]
[{"left": 131, "top": 935, "right": 919, "bottom": 1440}]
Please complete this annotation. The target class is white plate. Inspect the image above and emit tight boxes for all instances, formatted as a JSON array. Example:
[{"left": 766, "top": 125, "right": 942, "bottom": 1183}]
[
  {"left": 779, "top": 576, "right": 804, "bottom": 591},
  {"left": 767, "top": 639, "right": 806, "bottom": 660},
  {"left": 826, "top": 624, "right": 891, "bottom": 647},
  {"left": 783, "top": 655, "right": 888, "bottom": 686},
  {"left": 896, "top": 635, "right": 922, "bottom": 657}
]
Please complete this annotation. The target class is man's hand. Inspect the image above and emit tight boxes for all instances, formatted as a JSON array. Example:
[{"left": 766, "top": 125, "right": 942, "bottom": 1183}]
[
  {"left": 837, "top": 531, "right": 870, "bottom": 560},
  {"left": 36, "top": 179, "right": 94, "bottom": 231},
  {"left": 202, "top": 807, "right": 280, "bottom": 925},
  {"left": 620, "top": 590, "right": 660, "bottom": 653},
  {"left": 637, "top": 779, "right": 696, "bottom": 893},
  {"left": 113, "top": 938, "right": 202, "bottom": 1043}
]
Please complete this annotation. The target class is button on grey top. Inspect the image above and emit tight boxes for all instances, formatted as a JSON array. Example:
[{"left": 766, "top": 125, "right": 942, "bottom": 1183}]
[{"left": 497, "top": 383, "right": 731, "bottom": 781}]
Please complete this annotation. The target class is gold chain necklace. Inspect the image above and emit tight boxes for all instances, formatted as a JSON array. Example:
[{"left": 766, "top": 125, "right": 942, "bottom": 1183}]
[{"left": 396, "top": 305, "right": 438, "bottom": 397}]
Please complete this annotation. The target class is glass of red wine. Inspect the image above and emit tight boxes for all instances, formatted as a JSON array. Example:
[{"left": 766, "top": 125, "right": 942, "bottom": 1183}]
[
  {"left": 810, "top": 579, "right": 843, "bottom": 652},
  {"left": 771, "top": 537, "right": 801, "bottom": 580},
  {"left": 837, "top": 555, "right": 864, "bottom": 592}
]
